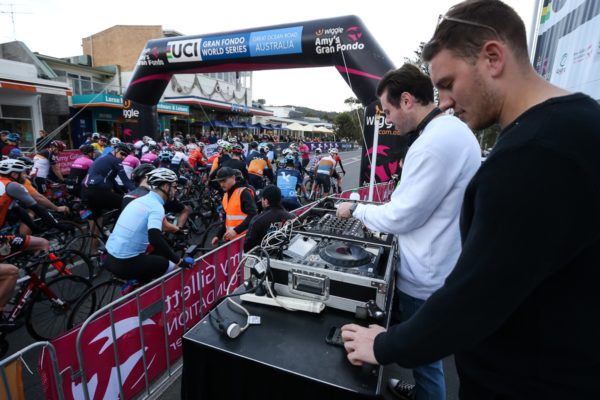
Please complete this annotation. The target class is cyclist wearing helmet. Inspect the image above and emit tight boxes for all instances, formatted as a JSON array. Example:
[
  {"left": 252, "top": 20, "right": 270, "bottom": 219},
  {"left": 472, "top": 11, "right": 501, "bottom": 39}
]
[
  {"left": 308, "top": 147, "right": 324, "bottom": 172},
  {"left": 140, "top": 143, "right": 160, "bottom": 165},
  {"left": 82, "top": 142, "right": 135, "bottom": 223},
  {"left": 0, "top": 159, "right": 64, "bottom": 241},
  {"left": 208, "top": 141, "right": 232, "bottom": 180},
  {"left": 328, "top": 147, "right": 345, "bottom": 194},
  {"left": 122, "top": 164, "right": 191, "bottom": 232},
  {"left": 246, "top": 143, "right": 272, "bottom": 190},
  {"left": 157, "top": 148, "right": 175, "bottom": 168},
  {"left": 105, "top": 168, "right": 193, "bottom": 283},
  {"left": 66, "top": 144, "right": 95, "bottom": 197},
  {"left": 276, "top": 154, "right": 306, "bottom": 210},
  {"left": 218, "top": 144, "right": 248, "bottom": 182},
  {"left": 121, "top": 150, "right": 141, "bottom": 180},
  {"left": 314, "top": 148, "right": 337, "bottom": 197},
  {"left": 31, "top": 140, "right": 66, "bottom": 193},
  {"left": 15, "top": 157, "right": 70, "bottom": 217},
  {"left": 188, "top": 142, "right": 207, "bottom": 170},
  {"left": 0, "top": 133, "right": 19, "bottom": 156},
  {"left": 133, "top": 135, "right": 150, "bottom": 157},
  {"left": 91, "top": 135, "right": 107, "bottom": 154},
  {"left": 170, "top": 142, "right": 190, "bottom": 174}
]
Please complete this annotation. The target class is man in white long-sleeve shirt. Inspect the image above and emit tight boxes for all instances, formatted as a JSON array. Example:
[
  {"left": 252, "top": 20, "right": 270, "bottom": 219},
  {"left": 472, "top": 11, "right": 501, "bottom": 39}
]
[{"left": 337, "top": 63, "right": 481, "bottom": 400}]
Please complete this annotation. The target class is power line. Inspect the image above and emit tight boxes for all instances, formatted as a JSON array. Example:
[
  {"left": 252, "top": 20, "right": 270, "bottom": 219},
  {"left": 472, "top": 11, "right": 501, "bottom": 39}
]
[{"left": 0, "top": 3, "right": 33, "bottom": 41}]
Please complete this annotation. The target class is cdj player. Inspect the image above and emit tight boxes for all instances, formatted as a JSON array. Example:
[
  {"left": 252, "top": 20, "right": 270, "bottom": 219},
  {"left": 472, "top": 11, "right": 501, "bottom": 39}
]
[{"left": 253, "top": 198, "right": 397, "bottom": 317}]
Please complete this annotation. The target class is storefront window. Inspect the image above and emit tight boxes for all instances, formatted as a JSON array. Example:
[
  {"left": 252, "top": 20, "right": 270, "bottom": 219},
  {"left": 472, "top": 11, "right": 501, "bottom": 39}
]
[{"left": 0, "top": 105, "right": 34, "bottom": 147}]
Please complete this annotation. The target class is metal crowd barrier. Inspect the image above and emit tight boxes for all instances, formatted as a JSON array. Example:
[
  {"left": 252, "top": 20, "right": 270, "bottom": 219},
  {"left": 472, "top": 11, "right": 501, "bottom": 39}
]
[
  {"left": 70, "top": 237, "right": 243, "bottom": 400},
  {"left": 0, "top": 341, "right": 64, "bottom": 400}
]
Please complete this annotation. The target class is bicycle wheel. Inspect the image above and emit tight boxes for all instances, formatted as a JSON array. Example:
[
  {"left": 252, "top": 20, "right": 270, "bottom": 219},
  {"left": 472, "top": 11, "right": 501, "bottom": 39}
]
[
  {"left": 46, "top": 249, "right": 95, "bottom": 281},
  {"left": 26, "top": 275, "right": 92, "bottom": 340},
  {"left": 52, "top": 220, "right": 86, "bottom": 251},
  {"left": 67, "top": 279, "right": 123, "bottom": 329},
  {"left": 66, "top": 233, "right": 107, "bottom": 280}
]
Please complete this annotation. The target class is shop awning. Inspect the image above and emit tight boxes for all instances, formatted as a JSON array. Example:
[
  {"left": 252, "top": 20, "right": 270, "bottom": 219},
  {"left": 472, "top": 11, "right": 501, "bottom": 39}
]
[{"left": 0, "top": 77, "right": 72, "bottom": 96}]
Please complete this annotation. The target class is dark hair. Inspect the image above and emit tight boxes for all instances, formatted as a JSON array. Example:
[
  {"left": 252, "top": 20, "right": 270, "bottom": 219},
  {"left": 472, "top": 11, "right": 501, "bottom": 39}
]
[
  {"left": 376, "top": 64, "right": 434, "bottom": 107},
  {"left": 423, "top": 0, "right": 528, "bottom": 64},
  {"left": 260, "top": 185, "right": 281, "bottom": 206}
]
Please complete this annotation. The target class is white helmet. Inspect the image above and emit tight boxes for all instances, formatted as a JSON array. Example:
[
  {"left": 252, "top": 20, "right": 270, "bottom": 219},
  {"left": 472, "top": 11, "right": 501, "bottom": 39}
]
[
  {"left": 0, "top": 158, "right": 28, "bottom": 174},
  {"left": 110, "top": 137, "right": 121, "bottom": 146},
  {"left": 91, "top": 132, "right": 100, "bottom": 139},
  {"left": 328, "top": 148, "right": 339, "bottom": 155},
  {"left": 173, "top": 141, "right": 185, "bottom": 150},
  {"left": 148, "top": 140, "right": 157, "bottom": 146},
  {"left": 258, "top": 143, "right": 269, "bottom": 153},
  {"left": 146, "top": 167, "right": 178, "bottom": 188},
  {"left": 142, "top": 136, "right": 151, "bottom": 143},
  {"left": 315, "top": 147, "right": 322, "bottom": 154},
  {"left": 282, "top": 148, "right": 292, "bottom": 156}
]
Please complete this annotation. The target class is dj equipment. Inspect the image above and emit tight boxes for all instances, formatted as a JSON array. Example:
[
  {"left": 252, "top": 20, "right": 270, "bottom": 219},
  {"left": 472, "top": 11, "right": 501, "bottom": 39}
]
[{"left": 249, "top": 198, "right": 396, "bottom": 317}]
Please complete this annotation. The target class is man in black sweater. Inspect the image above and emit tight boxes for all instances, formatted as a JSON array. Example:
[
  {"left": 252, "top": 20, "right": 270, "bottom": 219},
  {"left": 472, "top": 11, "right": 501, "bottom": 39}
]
[
  {"left": 243, "top": 185, "right": 295, "bottom": 252},
  {"left": 341, "top": 1, "right": 600, "bottom": 399}
]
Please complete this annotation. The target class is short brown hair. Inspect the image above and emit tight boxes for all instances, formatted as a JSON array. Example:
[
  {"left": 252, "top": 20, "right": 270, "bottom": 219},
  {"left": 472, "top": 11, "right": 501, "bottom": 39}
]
[
  {"left": 376, "top": 64, "right": 434, "bottom": 107},
  {"left": 422, "top": 0, "right": 528, "bottom": 64}
]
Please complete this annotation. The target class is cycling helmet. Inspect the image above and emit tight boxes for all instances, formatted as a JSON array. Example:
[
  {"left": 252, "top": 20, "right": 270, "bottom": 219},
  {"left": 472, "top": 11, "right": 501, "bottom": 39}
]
[
  {"left": 258, "top": 143, "right": 269, "bottom": 153},
  {"left": 148, "top": 144, "right": 160, "bottom": 152},
  {"left": 231, "top": 144, "right": 244, "bottom": 154},
  {"left": 114, "top": 142, "right": 131, "bottom": 154},
  {"left": 165, "top": 138, "right": 174, "bottom": 145},
  {"left": 158, "top": 149, "right": 174, "bottom": 162},
  {"left": 173, "top": 141, "right": 185, "bottom": 150},
  {"left": 221, "top": 142, "right": 233, "bottom": 152},
  {"left": 148, "top": 140, "right": 157, "bottom": 146},
  {"left": 227, "top": 136, "right": 238, "bottom": 143},
  {"left": 6, "top": 133, "right": 20, "bottom": 142},
  {"left": 328, "top": 148, "right": 339, "bottom": 155},
  {"left": 99, "top": 135, "right": 108, "bottom": 142},
  {"left": 79, "top": 144, "right": 95, "bottom": 155},
  {"left": 197, "top": 141, "right": 205, "bottom": 148},
  {"left": 0, "top": 158, "right": 28, "bottom": 174},
  {"left": 146, "top": 167, "right": 178, "bottom": 188},
  {"left": 91, "top": 132, "right": 101, "bottom": 139},
  {"left": 281, "top": 148, "right": 292, "bottom": 156},
  {"left": 8, "top": 148, "right": 22, "bottom": 158},
  {"left": 109, "top": 137, "right": 121, "bottom": 146},
  {"left": 288, "top": 143, "right": 298, "bottom": 151},
  {"left": 50, "top": 140, "right": 66, "bottom": 151},
  {"left": 315, "top": 147, "right": 323, "bottom": 154},
  {"left": 284, "top": 154, "right": 295, "bottom": 163},
  {"left": 132, "top": 163, "right": 155, "bottom": 184},
  {"left": 142, "top": 136, "right": 151, "bottom": 143}
]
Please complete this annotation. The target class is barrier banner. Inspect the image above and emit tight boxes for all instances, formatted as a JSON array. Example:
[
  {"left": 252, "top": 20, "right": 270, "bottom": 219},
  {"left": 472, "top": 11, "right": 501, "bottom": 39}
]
[
  {"left": 53, "top": 150, "right": 81, "bottom": 176},
  {"left": 39, "top": 239, "right": 243, "bottom": 400}
]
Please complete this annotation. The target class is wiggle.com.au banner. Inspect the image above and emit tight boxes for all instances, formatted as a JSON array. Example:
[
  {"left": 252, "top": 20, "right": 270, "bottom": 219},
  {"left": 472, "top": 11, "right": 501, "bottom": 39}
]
[{"left": 39, "top": 239, "right": 243, "bottom": 400}]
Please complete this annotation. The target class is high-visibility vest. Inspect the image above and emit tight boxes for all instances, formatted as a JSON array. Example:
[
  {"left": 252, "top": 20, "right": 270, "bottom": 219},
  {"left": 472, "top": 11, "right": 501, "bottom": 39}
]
[
  {"left": 0, "top": 177, "right": 15, "bottom": 227},
  {"left": 222, "top": 187, "right": 248, "bottom": 239}
]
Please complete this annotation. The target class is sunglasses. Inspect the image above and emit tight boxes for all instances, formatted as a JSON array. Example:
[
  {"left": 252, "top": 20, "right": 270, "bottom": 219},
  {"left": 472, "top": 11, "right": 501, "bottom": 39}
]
[
  {"left": 436, "top": 14, "right": 499, "bottom": 37},
  {"left": 119, "top": 151, "right": 128, "bottom": 157}
]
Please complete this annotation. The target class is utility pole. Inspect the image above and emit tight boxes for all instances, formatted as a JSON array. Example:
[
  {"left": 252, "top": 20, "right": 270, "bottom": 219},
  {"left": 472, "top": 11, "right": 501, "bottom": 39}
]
[{"left": 0, "top": 3, "right": 32, "bottom": 41}]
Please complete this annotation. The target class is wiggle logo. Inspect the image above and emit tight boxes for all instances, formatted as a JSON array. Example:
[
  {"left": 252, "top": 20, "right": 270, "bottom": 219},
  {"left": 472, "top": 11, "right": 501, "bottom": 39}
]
[
  {"left": 123, "top": 99, "right": 132, "bottom": 108},
  {"left": 347, "top": 26, "right": 362, "bottom": 42}
]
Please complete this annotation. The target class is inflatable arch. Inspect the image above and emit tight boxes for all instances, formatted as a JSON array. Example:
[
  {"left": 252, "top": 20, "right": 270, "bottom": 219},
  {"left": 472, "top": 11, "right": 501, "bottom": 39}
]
[{"left": 123, "top": 15, "right": 404, "bottom": 183}]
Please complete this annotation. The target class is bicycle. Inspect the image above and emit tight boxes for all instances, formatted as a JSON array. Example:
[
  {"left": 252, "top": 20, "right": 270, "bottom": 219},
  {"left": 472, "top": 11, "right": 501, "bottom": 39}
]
[{"left": 0, "top": 261, "right": 93, "bottom": 357}]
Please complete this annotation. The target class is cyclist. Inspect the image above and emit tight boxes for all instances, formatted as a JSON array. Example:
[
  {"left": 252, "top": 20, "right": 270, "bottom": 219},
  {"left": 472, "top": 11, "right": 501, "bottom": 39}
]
[
  {"left": 157, "top": 148, "right": 175, "bottom": 169},
  {"left": 140, "top": 143, "right": 160, "bottom": 165},
  {"left": 328, "top": 147, "right": 345, "bottom": 194},
  {"left": 307, "top": 147, "right": 323, "bottom": 172},
  {"left": 298, "top": 140, "right": 311, "bottom": 170},
  {"left": 0, "top": 159, "right": 63, "bottom": 242},
  {"left": 276, "top": 154, "right": 306, "bottom": 210},
  {"left": 0, "top": 133, "right": 19, "bottom": 157},
  {"left": 246, "top": 143, "right": 272, "bottom": 190},
  {"left": 81, "top": 142, "right": 135, "bottom": 224},
  {"left": 208, "top": 140, "right": 232, "bottom": 180},
  {"left": 218, "top": 144, "right": 248, "bottom": 182},
  {"left": 314, "top": 148, "right": 337, "bottom": 197},
  {"left": 188, "top": 142, "right": 207, "bottom": 170},
  {"left": 170, "top": 142, "right": 190, "bottom": 174},
  {"left": 211, "top": 167, "right": 257, "bottom": 245},
  {"left": 91, "top": 135, "right": 107, "bottom": 154},
  {"left": 101, "top": 137, "right": 121, "bottom": 156},
  {"left": 30, "top": 140, "right": 66, "bottom": 193},
  {"left": 66, "top": 144, "right": 95, "bottom": 197},
  {"left": 105, "top": 168, "right": 193, "bottom": 283},
  {"left": 121, "top": 149, "right": 141, "bottom": 180}
]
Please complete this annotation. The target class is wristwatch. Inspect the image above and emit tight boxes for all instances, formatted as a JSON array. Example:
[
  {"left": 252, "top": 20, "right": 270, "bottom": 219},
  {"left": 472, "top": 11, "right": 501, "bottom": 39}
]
[{"left": 349, "top": 202, "right": 358, "bottom": 216}]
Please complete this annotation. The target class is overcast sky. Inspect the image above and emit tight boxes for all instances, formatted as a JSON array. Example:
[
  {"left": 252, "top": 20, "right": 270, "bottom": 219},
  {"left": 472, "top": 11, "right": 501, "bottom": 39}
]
[{"left": 0, "top": 0, "right": 537, "bottom": 112}]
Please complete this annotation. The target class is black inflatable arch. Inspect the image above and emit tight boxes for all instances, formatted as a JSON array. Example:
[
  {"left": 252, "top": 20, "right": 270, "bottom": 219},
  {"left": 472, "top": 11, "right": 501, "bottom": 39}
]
[{"left": 124, "top": 15, "right": 399, "bottom": 183}]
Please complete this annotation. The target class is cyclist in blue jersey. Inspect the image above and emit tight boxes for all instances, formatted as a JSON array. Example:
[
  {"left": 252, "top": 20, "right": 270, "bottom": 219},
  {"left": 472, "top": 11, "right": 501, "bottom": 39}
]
[
  {"left": 276, "top": 155, "right": 306, "bottom": 210},
  {"left": 81, "top": 142, "right": 135, "bottom": 224},
  {"left": 105, "top": 168, "right": 193, "bottom": 282}
]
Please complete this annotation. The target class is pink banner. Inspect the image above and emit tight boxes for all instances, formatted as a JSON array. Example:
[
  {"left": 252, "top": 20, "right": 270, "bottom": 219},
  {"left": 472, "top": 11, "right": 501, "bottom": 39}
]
[
  {"left": 39, "top": 239, "right": 244, "bottom": 400},
  {"left": 55, "top": 150, "right": 81, "bottom": 175}
]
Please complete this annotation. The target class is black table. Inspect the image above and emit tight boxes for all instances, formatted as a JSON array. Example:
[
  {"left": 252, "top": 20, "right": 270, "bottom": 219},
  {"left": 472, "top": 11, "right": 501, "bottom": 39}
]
[{"left": 182, "top": 295, "right": 386, "bottom": 400}]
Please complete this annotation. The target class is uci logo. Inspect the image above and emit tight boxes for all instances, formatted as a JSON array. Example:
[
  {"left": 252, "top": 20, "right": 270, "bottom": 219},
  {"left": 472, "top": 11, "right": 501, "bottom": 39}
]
[{"left": 167, "top": 39, "right": 202, "bottom": 63}]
